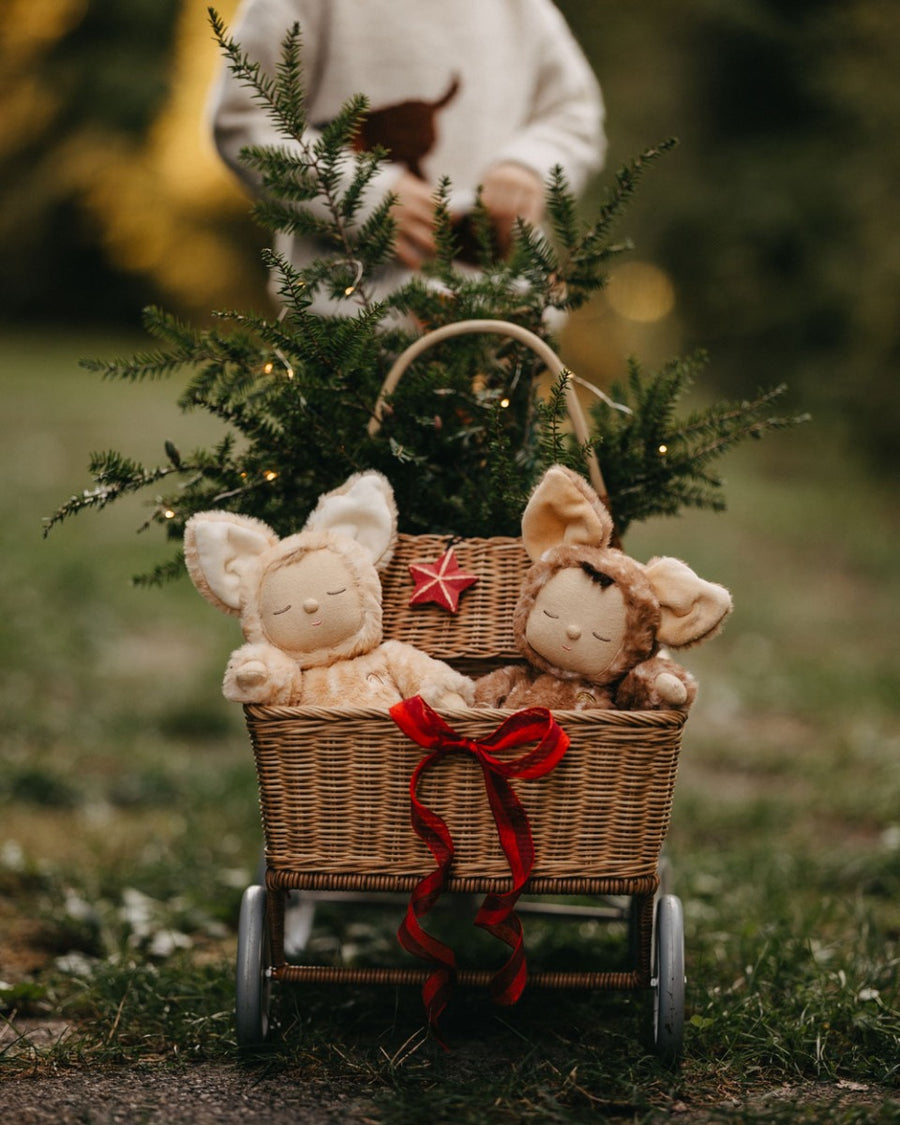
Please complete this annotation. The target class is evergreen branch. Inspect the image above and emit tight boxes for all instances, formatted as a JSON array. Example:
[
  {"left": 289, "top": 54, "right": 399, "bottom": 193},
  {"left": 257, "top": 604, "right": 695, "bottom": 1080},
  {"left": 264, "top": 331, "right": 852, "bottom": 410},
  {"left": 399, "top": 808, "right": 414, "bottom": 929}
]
[
  {"left": 240, "top": 144, "right": 320, "bottom": 200},
  {"left": 590, "top": 354, "right": 809, "bottom": 536},
  {"left": 586, "top": 139, "right": 678, "bottom": 247},
  {"left": 209, "top": 9, "right": 296, "bottom": 141},
  {"left": 339, "top": 147, "right": 388, "bottom": 224},
  {"left": 429, "top": 178, "right": 464, "bottom": 285},
  {"left": 533, "top": 372, "right": 583, "bottom": 473},
  {"left": 354, "top": 196, "right": 399, "bottom": 270},
  {"left": 548, "top": 141, "right": 678, "bottom": 305},
  {"left": 43, "top": 452, "right": 180, "bottom": 534},
  {"left": 545, "top": 166, "right": 580, "bottom": 251},
  {"left": 209, "top": 26, "right": 276, "bottom": 118},
  {"left": 79, "top": 350, "right": 184, "bottom": 382},
  {"left": 79, "top": 307, "right": 201, "bottom": 381},
  {"left": 271, "top": 20, "right": 307, "bottom": 138}
]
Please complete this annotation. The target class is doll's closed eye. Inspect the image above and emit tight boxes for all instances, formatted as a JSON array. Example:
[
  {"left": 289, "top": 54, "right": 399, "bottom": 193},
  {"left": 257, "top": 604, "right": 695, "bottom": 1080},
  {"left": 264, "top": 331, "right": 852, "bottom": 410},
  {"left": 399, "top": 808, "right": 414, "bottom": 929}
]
[
  {"left": 272, "top": 604, "right": 292, "bottom": 616},
  {"left": 592, "top": 631, "right": 612, "bottom": 643},
  {"left": 542, "top": 609, "right": 560, "bottom": 620},
  {"left": 327, "top": 588, "right": 347, "bottom": 596}
]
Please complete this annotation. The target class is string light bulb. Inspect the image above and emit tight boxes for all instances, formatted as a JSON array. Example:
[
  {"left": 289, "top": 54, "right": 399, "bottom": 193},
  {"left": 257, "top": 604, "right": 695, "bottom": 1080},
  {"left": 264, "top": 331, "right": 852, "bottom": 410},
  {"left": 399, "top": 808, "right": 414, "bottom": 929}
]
[
  {"left": 658, "top": 444, "right": 668, "bottom": 455},
  {"left": 264, "top": 470, "right": 278, "bottom": 482},
  {"left": 163, "top": 508, "right": 176, "bottom": 520},
  {"left": 272, "top": 347, "right": 294, "bottom": 380},
  {"left": 342, "top": 258, "right": 364, "bottom": 298}
]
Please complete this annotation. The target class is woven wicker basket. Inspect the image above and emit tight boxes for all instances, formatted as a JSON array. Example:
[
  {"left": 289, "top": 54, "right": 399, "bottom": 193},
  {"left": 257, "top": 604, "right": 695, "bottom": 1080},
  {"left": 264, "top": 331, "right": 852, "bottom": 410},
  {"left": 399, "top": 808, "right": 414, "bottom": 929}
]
[
  {"left": 243, "top": 321, "right": 686, "bottom": 900},
  {"left": 246, "top": 701, "right": 683, "bottom": 887}
]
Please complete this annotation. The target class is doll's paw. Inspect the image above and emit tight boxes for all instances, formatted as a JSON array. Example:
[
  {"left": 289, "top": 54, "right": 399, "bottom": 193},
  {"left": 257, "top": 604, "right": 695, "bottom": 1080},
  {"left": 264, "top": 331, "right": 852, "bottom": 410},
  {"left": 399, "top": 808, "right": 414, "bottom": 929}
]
[
  {"left": 616, "top": 657, "right": 696, "bottom": 712},
  {"left": 235, "top": 661, "right": 268, "bottom": 690},
  {"left": 223, "top": 645, "right": 301, "bottom": 704},
  {"left": 654, "top": 671, "right": 688, "bottom": 706}
]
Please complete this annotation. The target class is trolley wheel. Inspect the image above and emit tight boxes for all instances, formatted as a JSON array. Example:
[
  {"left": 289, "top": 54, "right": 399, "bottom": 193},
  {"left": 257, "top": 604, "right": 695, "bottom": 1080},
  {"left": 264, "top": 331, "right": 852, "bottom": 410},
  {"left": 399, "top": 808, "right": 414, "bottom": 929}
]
[
  {"left": 235, "top": 884, "right": 272, "bottom": 1047},
  {"left": 652, "top": 894, "right": 685, "bottom": 1066}
]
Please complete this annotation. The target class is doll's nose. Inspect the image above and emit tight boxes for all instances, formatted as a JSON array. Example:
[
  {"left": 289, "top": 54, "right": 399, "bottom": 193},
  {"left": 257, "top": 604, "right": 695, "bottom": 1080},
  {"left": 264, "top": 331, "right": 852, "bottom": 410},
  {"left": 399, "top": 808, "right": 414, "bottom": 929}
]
[
  {"left": 303, "top": 598, "right": 319, "bottom": 614},
  {"left": 566, "top": 623, "right": 581, "bottom": 640}
]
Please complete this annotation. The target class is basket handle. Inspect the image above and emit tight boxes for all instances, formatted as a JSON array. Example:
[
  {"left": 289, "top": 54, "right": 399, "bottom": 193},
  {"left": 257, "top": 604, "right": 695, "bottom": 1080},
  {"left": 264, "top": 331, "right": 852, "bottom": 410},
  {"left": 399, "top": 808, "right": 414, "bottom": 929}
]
[{"left": 367, "top": 318, "right": 608, "bottom": 504}]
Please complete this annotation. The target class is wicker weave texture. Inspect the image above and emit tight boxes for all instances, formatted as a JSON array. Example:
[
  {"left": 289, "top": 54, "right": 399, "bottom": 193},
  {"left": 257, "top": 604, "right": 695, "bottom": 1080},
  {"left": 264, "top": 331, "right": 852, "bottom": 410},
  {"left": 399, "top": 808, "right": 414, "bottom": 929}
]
[
  {"left": 245, "top": 705, "right": 684, "bottom": 882},
  {"left": 380, "top": 534, "right": 528, "bottom": 662}
]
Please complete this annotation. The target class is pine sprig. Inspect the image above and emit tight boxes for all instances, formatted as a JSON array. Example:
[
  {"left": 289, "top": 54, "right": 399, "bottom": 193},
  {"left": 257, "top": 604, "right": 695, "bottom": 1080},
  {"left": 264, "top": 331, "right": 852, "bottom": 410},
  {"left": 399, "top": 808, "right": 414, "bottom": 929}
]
[
  {"left": 593, "top": 354, "right": 810, "bottom": 537},
  {"left": 533, "top": 372, "right": 586, "bottom": 475},
  {"left": 43, "top": 451, "right": 178, "bottom": 533}
]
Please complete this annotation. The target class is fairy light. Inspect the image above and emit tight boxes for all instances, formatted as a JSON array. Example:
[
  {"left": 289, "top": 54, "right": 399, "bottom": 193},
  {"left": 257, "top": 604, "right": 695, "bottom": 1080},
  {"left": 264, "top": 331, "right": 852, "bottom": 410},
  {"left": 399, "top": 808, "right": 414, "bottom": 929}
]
[
  {"left": 500, "top": 397, "right": 511, "bottom": 409},
  {"left": 658, "top": 444, "right": 668, "bottom": 455},
  {"left": 275, "top": 348, "right": 295, "bottom": 380},
  {"left": 263, "top": 352, "right": 295, "bottom": 380},
  {"left": 264, "top": 470, "right": 278, "bottom": 482},
  {"left": 163, "top": 508, "right": 176, "bottom": 520},
  {"left": 342, "top": 258, "right": 364, "bottom": 298}
]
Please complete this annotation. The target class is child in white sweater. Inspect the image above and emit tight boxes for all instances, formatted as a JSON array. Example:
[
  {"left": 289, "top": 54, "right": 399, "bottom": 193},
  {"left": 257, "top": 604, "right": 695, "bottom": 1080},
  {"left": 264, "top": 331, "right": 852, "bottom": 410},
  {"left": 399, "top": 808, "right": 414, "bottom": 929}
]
[{"left": 209, "top": 0, "right": 606, "bottom": 312}]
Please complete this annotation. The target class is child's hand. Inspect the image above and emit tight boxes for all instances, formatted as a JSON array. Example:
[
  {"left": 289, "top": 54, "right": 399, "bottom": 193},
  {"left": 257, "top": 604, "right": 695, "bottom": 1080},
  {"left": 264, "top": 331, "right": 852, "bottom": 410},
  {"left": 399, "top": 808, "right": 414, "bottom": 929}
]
[
  {"left": 390, "top": 171, "right": 438, "bottom": 268},
  {"left": 480, "top": 163, "right": 545, "bottom": 255}
]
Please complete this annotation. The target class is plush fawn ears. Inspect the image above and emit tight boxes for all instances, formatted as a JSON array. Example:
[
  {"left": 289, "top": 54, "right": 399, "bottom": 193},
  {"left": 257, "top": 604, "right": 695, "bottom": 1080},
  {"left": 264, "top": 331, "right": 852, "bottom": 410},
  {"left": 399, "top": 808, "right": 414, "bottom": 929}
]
[
  {"left": 646, "top": 557, "right": 733, "bottom": 648},
  {"left": 183, "top": 511, "right": 278, "bottom": 615},
  {"left": 303, "top": 470, "right": 398, "bottom": 570},
  {"left": 521, "top": 465, "right": 614, "bottom": 561}
]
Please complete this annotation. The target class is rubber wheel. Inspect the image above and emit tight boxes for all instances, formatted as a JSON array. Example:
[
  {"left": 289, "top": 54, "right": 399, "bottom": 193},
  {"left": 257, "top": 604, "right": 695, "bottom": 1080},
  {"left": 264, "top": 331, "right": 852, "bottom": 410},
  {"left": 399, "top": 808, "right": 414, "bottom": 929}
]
[
  {"left": 235, "top": 884, "right": 271, "bottom": 1047},
  {"left": 652, "top": 894, "right": 685, "bottom": 1065}
]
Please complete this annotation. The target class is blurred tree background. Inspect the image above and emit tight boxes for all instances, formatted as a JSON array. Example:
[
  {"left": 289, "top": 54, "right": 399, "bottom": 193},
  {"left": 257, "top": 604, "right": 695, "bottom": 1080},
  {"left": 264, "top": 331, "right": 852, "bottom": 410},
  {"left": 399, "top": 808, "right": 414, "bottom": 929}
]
[{"left": 2, "top": 0, "right": 897, "bottom": 467}]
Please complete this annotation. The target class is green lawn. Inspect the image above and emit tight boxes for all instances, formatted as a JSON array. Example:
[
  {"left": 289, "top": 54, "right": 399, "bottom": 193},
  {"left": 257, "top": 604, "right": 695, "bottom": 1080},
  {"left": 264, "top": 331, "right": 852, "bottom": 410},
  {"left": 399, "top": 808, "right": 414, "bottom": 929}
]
[{"left": 1, "top": 329, "right": 898, "bottom": 1122}]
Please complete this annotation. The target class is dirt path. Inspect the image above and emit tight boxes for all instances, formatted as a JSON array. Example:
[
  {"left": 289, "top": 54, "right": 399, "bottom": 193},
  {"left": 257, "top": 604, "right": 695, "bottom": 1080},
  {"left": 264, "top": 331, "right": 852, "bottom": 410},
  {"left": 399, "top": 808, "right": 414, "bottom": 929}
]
[
  {"left": 5, "top": 1065, "right": 895, "bottom": 1125},
  {"left": 4, "top": 1018, "right": 897, "bottom": 1124},
  {"left": 3, "top": 1061, "right": 378, "bottom": 1125}
]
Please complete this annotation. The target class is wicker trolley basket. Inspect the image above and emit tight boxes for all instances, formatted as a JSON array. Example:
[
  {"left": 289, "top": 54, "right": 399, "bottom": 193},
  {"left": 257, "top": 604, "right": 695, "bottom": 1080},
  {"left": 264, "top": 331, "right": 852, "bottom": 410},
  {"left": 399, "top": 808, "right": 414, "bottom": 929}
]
[{"left": 233, "top": 324, "right": 688, "bottom": 1063}]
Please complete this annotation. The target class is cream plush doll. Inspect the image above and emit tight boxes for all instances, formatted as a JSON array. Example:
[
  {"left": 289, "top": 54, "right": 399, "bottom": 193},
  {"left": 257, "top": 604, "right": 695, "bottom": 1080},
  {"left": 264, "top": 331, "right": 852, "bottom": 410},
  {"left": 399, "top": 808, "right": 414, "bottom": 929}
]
[
  {"left": 474, "top": 466, "right": 732, "bottom": 713},
  {"left": 184, "top": 471, "right": 474, "bottom": 710}
]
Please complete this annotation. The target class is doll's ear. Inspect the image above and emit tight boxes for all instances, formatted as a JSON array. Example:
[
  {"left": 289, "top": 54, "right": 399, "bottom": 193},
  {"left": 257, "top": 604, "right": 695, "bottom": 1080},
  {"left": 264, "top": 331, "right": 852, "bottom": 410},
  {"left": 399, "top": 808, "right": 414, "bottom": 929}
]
[
  {"left": 303, "top": 470, "right": 398, "bottom": 570},
  {"left": 646, "top": 557, "right": 733, "bottom": 648},
  {"left": 183, "top": 511, "right": 278, "bottom": 615},
  {"left": 521, "top": 465, "right": 613, "bottom": 560}
]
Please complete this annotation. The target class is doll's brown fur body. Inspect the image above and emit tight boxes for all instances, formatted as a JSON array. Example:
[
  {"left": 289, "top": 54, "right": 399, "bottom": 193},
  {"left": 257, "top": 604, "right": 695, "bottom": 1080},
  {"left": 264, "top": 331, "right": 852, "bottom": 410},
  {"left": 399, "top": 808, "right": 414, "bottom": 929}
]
[{"left": 475, "top": 467, "right": 732, "bottom": 713}]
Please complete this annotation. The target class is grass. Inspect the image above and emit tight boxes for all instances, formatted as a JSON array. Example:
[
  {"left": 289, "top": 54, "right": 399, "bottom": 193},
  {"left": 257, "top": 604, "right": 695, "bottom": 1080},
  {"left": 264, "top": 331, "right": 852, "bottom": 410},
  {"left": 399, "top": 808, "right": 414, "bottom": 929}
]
[{"left": 1, "top": 329, "right": 898, "bottom": 1121}]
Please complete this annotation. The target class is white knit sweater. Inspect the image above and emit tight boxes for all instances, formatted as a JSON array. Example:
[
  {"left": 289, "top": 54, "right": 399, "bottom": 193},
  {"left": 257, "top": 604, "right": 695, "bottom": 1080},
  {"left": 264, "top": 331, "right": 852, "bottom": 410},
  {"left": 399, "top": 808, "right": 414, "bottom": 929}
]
[{"left": 210, "top": 0, "right": 606, "bottom": 311}]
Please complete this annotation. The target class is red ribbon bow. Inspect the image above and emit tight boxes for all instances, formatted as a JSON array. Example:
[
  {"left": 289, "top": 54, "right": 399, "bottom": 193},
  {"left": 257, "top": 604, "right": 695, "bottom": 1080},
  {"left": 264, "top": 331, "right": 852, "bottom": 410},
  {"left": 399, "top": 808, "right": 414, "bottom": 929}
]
[{"left": 389, "top": 695, "right": 570, "bottom": 1033}]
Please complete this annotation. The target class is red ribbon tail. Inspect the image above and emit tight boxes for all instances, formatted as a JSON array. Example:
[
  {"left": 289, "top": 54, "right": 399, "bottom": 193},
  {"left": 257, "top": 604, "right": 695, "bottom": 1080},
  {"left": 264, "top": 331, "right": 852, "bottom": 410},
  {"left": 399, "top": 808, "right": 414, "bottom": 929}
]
[
  {"left": 472, "top": 773, "right": 535, "bottom": 1005},
  {"left": 477, "top": 913, "right": 528, "bottom": 1005},
  {"left": 395, "top": 742, "right": 460, "bottom": 1034},
  {"left": 390, "top": 698, "right": 571, "bottom": 1021},
  {"left": 397, "top": 903, "right": 457, "bottom": 1034}
]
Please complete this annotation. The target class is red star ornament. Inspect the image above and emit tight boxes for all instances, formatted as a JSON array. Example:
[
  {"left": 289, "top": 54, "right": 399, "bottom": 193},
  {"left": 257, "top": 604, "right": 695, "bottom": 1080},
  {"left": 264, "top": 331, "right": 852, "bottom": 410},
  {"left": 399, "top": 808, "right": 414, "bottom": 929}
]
[{"left": 408, "top": 547, "right": 478, "bottom": 614}]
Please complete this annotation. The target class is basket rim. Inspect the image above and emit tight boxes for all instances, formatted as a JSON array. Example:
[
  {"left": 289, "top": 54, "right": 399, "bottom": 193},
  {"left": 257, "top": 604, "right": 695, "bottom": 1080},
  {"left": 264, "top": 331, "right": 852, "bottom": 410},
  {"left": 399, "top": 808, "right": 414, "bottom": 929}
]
[{"left": 243, "top": 702, "right": 688, "bottom": 730}]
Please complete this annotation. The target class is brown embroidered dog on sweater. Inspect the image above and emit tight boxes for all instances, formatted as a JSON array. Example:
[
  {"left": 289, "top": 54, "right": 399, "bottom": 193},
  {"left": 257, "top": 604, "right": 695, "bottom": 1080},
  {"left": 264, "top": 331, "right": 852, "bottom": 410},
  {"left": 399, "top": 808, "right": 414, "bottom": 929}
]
[{"left": 350, "top": 75, "right": 460, "bottom": 178}]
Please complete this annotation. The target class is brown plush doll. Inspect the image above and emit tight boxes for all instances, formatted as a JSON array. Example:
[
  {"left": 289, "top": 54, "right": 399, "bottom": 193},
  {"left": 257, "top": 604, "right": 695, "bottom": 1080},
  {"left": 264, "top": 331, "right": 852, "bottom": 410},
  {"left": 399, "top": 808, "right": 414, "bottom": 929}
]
[
  {"left": 184, "top": 471, "right": 473, "bottom": 710},
  {"left": 474, "top": 466, "right": 732, "bottom": 713}
]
